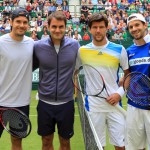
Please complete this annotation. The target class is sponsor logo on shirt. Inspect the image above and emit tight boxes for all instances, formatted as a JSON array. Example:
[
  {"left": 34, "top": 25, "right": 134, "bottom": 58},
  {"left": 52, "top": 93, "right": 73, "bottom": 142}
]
[
  {"left": 129, "top": 53, "right": 135, "bottom": 57},
  {"left": 98, "top": 51, "right": 103, "bottom": 55},
  {"left": 129, "top": 57, "right": 150, "bottom": 66}
]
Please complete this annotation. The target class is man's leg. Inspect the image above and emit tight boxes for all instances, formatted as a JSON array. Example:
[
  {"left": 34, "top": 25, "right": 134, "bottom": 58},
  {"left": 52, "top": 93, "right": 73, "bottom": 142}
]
[
  {"left": 11, "top": 136, "right": 22, "bottom": 150},
  {"left": 59, "top": 135, "right": 70, "bottom": 150},
  {"left": 107, "top": 111, "right": 125, "bottom": 150},
  {"left": 126, "top": 105, "right": 146, "bottom": 150},
  {"left": 114, "top": 146, "right": 125, "bottom": 150},
  {"left": 37, "top": 101, "right": 56, "bottom": 150},
  {"left": 42, "top": 134, "right": 54, "bottom": 150},
  {"left": 57, "top": 101, "right": 74, "bottom": 150},
  {"left": 11, "top": 105, "right": 29, "bottom": 150},
  {"left": 88, "top": 112, "right": 107, "bottom": 148}
]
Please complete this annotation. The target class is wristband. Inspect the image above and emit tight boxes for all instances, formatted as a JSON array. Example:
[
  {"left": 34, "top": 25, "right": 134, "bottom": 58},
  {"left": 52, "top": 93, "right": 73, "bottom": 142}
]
[{"left": 116, "top": 87, "right": 125, "bottom": 98}]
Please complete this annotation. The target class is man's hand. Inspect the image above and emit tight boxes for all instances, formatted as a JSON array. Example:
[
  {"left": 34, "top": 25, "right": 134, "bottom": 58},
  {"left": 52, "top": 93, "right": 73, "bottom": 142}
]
[{"left": 106, "top": 93, "right": 121, "bottom": 106}]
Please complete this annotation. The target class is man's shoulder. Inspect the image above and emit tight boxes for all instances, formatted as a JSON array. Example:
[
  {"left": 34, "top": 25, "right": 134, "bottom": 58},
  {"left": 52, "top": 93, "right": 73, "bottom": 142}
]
[
  {"left": 107, "top": 41, "right": 124, "bottom": 53},
  {"left": 34, "top": 37, "right": 49, "bottom": 46},
  {"left": 64, "top": 37, "right": 79, "bottom": 45},
  {"left": 24, "top": 35, "right": 34, "bottom": 42},
  {"left": 126, "top": 44, "right": 135, "bottom": 52},
  {"left": 79, "top": 42, "right": 92, "bottom": 50},
  {"left": 0, "top": 33, "right": 9, "bottom": 38},
  {"left": 0, "top": 33, "right": 11, "bottom": 43},
  {"left": 108, "top": 41, "right": 123, "bottom": 47}
]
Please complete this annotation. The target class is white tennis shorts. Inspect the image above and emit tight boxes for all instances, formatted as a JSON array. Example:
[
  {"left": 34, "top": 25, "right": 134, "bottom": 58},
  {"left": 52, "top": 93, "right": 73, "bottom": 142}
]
[
  {"left": 88, "top": 110, "right": 125, "bottom": 147},
  {"left": 126, "top": 105, "right": 150, "bottom": 150}
]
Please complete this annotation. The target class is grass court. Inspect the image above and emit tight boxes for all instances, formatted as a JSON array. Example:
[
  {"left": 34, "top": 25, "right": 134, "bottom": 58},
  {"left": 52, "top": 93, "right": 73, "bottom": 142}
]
[{"left": 0, "top": 90, "right": 128, "bottom": 150}]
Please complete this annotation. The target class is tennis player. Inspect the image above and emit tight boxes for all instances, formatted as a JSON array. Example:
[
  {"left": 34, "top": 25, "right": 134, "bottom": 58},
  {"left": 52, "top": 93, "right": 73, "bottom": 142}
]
[
  {"left": 33, "top": 11, "right": 80, "bottom": 150},
  {"left": 78, "top": 13, "right": 130, "bottom": 150},
  {"left": 126, "top": 13, "right": 150, "bottom": 150},
  {"left": 0, "top": 8, "right": 34, "bottom": 150}
]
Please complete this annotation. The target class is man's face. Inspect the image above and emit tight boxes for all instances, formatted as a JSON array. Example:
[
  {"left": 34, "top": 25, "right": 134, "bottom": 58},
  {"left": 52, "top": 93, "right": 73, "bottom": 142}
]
[
  {"left": 128, "top": 20, "right": 147, "bottom": 40},
  {"left": 89, "top": 21, "right": 107, "bottom": 43},
  {"left": 48, "top": 18, "right": 66, "bottom": 43},
  {"left": 10, "top": 16, "right": 29, "bottom": 37}
]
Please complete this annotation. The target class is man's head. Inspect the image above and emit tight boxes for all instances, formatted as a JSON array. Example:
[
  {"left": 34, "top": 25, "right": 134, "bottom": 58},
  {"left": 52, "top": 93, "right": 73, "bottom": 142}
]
[
  {"left": 127, "top": 13, "right": 146, "bottom": 26},
  {"left": 47, "top": 11, "right": 67, "bottom": 44},
  {"left": 88, "top": 13, "right": 108, "bottom": 45},
  {"left": 88, "top": 13, "right": 108, "bottom": 29},
  {"left": 11, "top": 7, "right": 29, "bottom": 21},
  {"left": 48, "top": 11, "right": 67, "bottom": 27},
  {"left": 10, "top": 8, "right": 29, "bottom": 39},
  {"left": 127, "top": 13, "right": 148, "bottom": 41}
]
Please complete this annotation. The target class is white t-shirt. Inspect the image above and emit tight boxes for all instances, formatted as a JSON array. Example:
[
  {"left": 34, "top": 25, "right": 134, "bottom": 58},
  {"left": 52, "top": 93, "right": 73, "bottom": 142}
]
[{"left": 0, "top": 34, "right": 34, "bottom": 107}]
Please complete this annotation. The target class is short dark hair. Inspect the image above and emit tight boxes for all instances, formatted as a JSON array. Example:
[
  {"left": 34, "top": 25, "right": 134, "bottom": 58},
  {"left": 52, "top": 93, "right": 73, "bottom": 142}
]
[
  {"left": 88, "top": 13, "right": 108, "bottom": 28},
  {"left": 11, "top": 7, "right": 29, "bottom": 21},
  {"left": 48, "top": 11, "right": 67, "bottom": 26}
]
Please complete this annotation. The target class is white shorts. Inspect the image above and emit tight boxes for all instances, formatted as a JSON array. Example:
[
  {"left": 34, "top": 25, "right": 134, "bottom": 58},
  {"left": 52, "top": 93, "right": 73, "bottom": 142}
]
[
  {"left": 88, "top": 111, "right": 125, "bottom": 147},
  {"left": 126, "top": 105, "right": 150, "bottom": 150}
]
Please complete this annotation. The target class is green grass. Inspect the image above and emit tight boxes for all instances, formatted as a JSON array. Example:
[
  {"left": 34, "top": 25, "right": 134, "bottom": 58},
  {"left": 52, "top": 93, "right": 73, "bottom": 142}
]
[
  {"left": 0, "top": 91, "right": 128, "bottom": 150},
  {"left": 0, "top": 91, "right": 85, "bottom": 150}
]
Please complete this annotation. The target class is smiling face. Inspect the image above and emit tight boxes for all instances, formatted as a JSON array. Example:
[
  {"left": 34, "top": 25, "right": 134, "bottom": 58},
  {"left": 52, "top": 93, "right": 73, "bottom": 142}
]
[
  {"left": 10, "top": 16, "right": 29, "bottom": 38},
  {"left": 48, "top": 18, "right": 66, "bottom": 45},
  {"left": 89, "top": 21, "right": 108, "bottom": 45},
  {"left": 128, "top": 20, "right": 147, "bottom": 40}
]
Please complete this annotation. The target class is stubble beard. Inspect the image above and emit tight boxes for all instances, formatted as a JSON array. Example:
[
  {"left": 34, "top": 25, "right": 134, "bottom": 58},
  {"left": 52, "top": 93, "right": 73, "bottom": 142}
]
[
  {"left": 132, "top": 29, "right": 146, "bottom": 40},
  {"left": 95, "top": 35, "right": 104, "bottom": 42}
]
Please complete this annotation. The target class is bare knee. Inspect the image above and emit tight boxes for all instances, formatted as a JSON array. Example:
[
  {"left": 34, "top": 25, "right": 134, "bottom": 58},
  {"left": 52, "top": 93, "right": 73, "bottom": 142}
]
[
  {"left": 59, "top": 135, "right": 70, "bottom": 150},
  {"left": 114, "top": 146, "right": 125, "bottom": 150},
  {"left": 42, "top": 134, "right": 54, "bottom": 150}
]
